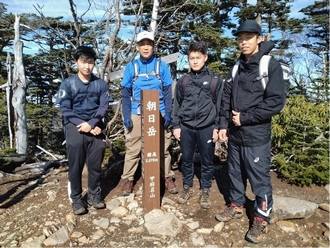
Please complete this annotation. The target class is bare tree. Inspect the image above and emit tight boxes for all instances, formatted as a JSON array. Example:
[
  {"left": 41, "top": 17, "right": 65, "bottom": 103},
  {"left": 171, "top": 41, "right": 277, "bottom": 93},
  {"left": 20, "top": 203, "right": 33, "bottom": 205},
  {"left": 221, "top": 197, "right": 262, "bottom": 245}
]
[
  {"left": 6, "top": 53, "right": 14, "bottom": 149},
  {"left": 12, "top": 15, "right": 28, "bottom": 154}
]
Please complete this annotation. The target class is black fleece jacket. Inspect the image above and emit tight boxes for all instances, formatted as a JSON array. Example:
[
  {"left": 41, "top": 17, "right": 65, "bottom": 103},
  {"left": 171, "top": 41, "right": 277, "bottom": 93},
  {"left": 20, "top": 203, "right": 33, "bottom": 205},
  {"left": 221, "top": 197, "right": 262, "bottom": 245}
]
[
  {"left": 220, "top": 41, "right": 286, "bottom": 146},
  {"left": 172, "top": 66, "right": 224, "bottom": 130}
]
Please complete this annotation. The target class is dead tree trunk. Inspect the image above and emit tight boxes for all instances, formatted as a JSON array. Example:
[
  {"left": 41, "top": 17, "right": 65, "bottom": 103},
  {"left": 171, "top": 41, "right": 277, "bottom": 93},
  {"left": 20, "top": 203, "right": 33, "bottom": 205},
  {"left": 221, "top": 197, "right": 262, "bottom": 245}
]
[
  {"left": 12, "top": 15, "right": 28, "bottom": 154},
  {"left": 6, "top": 53, "right": 14, "bottom": 148},
  {"left": 150, "top": 0, "right": 160, "bottom": 35}
]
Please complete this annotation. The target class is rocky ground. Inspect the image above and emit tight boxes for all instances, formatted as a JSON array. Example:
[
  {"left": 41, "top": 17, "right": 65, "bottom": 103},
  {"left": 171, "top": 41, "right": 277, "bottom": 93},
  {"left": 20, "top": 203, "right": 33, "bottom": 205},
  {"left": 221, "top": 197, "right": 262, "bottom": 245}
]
[{"left": 0, "top": 159, "right": 329, "bottom": 247}]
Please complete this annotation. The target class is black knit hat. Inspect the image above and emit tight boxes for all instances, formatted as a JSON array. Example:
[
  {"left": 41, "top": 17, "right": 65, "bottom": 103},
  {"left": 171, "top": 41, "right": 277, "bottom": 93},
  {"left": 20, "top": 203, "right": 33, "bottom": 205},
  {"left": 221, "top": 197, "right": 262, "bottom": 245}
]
[{"left": 234, "top": 20, "right": 262, "bottom": 36}]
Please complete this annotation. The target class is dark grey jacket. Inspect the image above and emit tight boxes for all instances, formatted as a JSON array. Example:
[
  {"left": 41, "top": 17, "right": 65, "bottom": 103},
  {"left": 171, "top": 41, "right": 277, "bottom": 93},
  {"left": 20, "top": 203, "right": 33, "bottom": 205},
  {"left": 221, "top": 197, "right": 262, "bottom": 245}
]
[
  {"left": 172, "top": 66, "right": 224, "bottom": 130},
  {"left": 219, "top": 41, "right": 286, "bottom": 146}
]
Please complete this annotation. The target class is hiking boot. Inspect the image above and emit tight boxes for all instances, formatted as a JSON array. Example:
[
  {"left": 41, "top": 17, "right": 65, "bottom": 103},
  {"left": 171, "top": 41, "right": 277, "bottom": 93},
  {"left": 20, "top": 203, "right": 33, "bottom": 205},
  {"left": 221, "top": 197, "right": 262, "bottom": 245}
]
[
  {"left": 165, "top": 177, "right": 179, "bottom": 194},
  {"left": 245, "top": 216, "right": 268, "bottom": 243},
  {"left": 121, "top": 179, "right": 133, "bottom": 196},
  {"left": 177, "top": 184, "right": 193, "bottom": 204},
  {"left": 72, "top": 201, "right": 87, "bottom": 215},
  {"left": 87, "top": 195, "right": 106, "bottom": 209},
  {"left": 215, "top": 203, "right": 243, "bottom": 222},
  {"left": 200, "top": 188, "right": 211, "bottom": 209}
]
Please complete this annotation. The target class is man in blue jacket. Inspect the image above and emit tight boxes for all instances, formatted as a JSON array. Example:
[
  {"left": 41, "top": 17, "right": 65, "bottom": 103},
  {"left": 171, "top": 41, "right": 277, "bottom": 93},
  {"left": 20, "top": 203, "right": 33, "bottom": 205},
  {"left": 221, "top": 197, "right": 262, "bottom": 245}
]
[
  {"left": 57, "top": 46, "right": 112, "bottom": 215},
  {"left": 215, "top": 20, "right": 286, "bottom": 243},
  {"left": 120, "top": 31, "right": 178, "bottom": 196}
]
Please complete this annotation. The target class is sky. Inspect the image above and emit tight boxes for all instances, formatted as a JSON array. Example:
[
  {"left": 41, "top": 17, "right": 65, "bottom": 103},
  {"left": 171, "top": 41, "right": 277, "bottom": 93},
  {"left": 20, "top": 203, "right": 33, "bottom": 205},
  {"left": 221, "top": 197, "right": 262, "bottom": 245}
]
[
  {"left": 5, "top": 0, "right": 314, "bottom": 20},
  {"left": 5, "top": 0, "right": 108, "bottom": 20},
  {"left": 3, "top": 0, "right": 315, "bottom": 56}
]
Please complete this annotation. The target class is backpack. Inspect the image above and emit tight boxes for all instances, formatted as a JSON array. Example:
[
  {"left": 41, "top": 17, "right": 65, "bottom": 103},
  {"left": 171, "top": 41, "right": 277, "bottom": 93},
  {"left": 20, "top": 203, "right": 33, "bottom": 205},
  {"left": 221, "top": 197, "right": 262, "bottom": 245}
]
[
  {"left": 181, "top": 74, "right": 219, "bottom": 104},
  {"left": 231, "top": 55, "right": 291, "bottom": 91},
  {"left": 132, "top": 58, "right": 162, "bottom": 84}
]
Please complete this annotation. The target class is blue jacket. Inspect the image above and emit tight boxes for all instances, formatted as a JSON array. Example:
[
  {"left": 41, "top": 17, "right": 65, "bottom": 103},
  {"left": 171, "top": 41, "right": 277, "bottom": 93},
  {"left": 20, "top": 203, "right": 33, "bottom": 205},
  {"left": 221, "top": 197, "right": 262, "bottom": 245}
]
[
  {"left": 220, "top": 41, "right": 286, "bottom": 146},
  {"left": 121, "top": 55, "right": 173, "bottom": 116},
  {"left": 57, "top": 74, "right": 112, "bottom": 128}
]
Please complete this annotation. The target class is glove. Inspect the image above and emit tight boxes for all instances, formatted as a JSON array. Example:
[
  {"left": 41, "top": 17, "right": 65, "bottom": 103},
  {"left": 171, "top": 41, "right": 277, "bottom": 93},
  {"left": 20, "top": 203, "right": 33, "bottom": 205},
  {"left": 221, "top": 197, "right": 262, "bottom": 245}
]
[
  {"left": 164, "top": 112, "right": 171, "bottom": 128},
  {"left": 124, "top": 116, "right": 133, "bottom": 130}
]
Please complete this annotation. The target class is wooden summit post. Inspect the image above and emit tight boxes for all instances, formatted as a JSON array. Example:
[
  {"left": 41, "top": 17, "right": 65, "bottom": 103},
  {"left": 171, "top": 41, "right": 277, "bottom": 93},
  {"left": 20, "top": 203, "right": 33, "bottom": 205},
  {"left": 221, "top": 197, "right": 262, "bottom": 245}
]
[{"left": 141, "top": 90, "right": 160, "bottom": 212}]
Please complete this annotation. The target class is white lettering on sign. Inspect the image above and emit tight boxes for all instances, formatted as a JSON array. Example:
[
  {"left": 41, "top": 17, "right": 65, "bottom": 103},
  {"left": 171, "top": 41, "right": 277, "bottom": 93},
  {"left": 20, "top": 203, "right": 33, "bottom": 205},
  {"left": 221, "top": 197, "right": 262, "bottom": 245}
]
[
  {"left": 147, "top": 152, "right": 157, "bottom": 157},
  {"left": 146, "top": 158, "right": 159, "bottom": 163},
  {"left": 149, "top": 176, "right": 156, "bottom": 198},
  {"left": 148, "top": 114, "right": 155, "bottom": 123},
  {"left": 147, "top": 126, "right": 157, "bottom": 136},
  {"left": 146, "top": 101, "right": 157, "bottom": 111}
]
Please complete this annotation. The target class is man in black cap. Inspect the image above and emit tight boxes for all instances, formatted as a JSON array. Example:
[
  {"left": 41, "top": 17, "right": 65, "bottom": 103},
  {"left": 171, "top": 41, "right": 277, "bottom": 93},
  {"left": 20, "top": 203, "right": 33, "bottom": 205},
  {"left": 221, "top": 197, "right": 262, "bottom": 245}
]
[{"left": 215, "top": 20, "right": 286, "bottom": 243}]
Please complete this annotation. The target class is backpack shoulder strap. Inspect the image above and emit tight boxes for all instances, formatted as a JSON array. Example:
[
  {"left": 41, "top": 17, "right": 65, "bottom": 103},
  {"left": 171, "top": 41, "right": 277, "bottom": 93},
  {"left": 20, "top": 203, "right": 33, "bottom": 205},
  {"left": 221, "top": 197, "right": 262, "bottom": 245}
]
[
  {"left": 210, "top": 74, "right": 219, "bottom": 103},
  {"left": 259, "top": 55, "right": 271, "bottom": 90},
  {"left": 181, "top": 74, "right": 190, "bottom": 94},
  {"left": 132, "top": 59, "right": 139, "bottom": 83},
  {"left": 154, "top": 58, "right": 162, "bottom": 83},
  {"left": 231, "top": 61, "right": 240, "bottom": 79}
]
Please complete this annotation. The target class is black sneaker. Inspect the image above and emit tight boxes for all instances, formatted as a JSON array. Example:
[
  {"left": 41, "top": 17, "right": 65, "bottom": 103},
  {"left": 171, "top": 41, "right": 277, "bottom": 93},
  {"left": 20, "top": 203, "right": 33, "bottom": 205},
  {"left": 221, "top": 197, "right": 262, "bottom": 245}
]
[
  {"left": 72, "top": 201, "right": 87, "bottom": 215},
  {"left": 87, "top": 195, "right": 106, "bottom": 209}
]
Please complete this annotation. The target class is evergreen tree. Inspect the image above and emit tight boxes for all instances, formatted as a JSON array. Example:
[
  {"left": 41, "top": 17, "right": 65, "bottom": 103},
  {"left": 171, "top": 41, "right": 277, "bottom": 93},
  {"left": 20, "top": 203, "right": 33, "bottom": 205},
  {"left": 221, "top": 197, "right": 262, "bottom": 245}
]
[{"left": 299, "top": 0, "right": 329, "bottom": 103}]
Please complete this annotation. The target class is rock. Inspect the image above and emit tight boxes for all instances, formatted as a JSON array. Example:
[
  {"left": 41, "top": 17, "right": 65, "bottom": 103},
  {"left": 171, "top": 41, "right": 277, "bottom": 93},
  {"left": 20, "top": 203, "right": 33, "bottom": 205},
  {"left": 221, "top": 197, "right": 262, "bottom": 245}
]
[
  {"left": 325, "top": 184, "right": 330, "bottom": 195},
  {"left": 110, "top": 206, "right": 128, "bottom": 217},
  {"left": 43, "top": 226, "right": 70, "bottom": 246},
  {"left": 144, "top": 208, "right": 164, "bottom": 223},
  {"left": 127, "top": 200, "right": 139, "bottom": 211},
  {"left": 322, "top": 222, "right": 330, "bottom": 230},
  {"left": 190, "top": 232, "right": 205, "bottom": 246},
  {"left": 276, "top": 220, "right": 297, "bottom": 232},
  {"left": 106, "top": 198, "right": 122, "bottom": 211},
  {"left": 92, "top": 217, "right": 109, "bottom": 229},
  {"left": 77, "top": 235, "right": 88, "bottom": 244},
  {"left": 323, "top": 230, "right": 330, "bottom": 241},
  {"left": 46, "top": 190, "right": 56, "bottom": 201},
  {"left": 271, "top": 195, "right": 319, "bottom": 223},
  {"left": 128, "top": 226, "right": 145, "bottom": 233},
  {"left": 319, "top": 203, "right": 330, "bottom": 212},
  {"left": 109, "top": 217, "right": 121, "bottom": 223},
  {"left": 70, "top": 231, "right": 83, "bottom": 238},
  {"left": 162, "top": 196, "right": 176, "bottom": 205},
  {"left": 196, "top": 228, "right": 213, "bottom": 234},
  {"left": 213, "top": 222, "right": 225, "bottom": 233},
  {"left": 91, "top": 229, "right": 105, "bottom": 240},
  {"left": 20, "top": 235, "right": 45, "bottom": 248},
  {"left": 127, "top": 193, "right": 135, "bottom": 202},
  {"left": 186, "top": 221, "right": 199, "bottom": 230},
  {"left": 145, "top": 212, "right": 182, "bottom": 237}
]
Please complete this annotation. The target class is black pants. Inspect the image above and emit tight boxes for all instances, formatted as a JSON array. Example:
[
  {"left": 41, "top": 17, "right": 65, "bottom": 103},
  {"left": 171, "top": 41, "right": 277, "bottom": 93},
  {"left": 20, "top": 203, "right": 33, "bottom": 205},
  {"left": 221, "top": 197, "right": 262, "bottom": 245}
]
[
  {"left": 65, "top": 122, "right": 106, "bottom": 204},
  {"left": 180, "top": 124, "right": 215, "bottom": 189},
  {"left": 228, "top": 140, "right": 273, "bottom": 222}
]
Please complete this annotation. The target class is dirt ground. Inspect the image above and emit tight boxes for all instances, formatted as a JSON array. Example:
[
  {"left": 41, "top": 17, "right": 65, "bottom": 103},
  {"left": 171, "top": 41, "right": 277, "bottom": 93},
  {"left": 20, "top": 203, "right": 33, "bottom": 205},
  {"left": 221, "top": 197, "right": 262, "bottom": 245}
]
[{"left": 0, "top": 159, "right": 329, "bottom": 247}]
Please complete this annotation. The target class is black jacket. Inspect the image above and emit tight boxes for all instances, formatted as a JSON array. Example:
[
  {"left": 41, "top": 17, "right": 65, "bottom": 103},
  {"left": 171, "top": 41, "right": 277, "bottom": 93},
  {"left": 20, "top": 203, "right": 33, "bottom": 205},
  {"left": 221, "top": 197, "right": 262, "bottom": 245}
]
[
  {"left": 219, "top": 41, "right": 286, "bottom": 146},
  {"left": 172, "top": 66, "right": 224, "bottom": 129}
]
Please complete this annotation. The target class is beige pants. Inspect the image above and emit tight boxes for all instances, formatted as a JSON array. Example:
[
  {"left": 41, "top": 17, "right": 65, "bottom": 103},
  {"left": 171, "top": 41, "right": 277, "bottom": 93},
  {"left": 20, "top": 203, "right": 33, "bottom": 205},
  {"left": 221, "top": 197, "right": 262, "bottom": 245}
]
[{"left": 122, "top": 114, "right": 174, "bottom": 181}]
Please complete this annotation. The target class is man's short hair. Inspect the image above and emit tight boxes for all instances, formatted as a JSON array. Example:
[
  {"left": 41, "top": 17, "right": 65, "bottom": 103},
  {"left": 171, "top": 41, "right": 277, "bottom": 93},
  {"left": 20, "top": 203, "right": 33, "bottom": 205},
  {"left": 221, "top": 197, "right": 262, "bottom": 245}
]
[
  {"left": 187, "top": 41, "right": 207, "bottom": 55},
  {"left": 73, "top": 46, "right": 97, "bottom": 61}
]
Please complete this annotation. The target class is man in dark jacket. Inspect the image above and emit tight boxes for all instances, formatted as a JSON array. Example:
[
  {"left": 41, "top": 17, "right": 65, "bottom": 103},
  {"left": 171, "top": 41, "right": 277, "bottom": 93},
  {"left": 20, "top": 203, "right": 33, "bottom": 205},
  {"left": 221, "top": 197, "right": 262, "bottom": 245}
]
[
  {"left": 172, "top": 41, "right": 224, "bottom": 209},
  {"left": 57, "top": 46, "right": 112, "bottom": 215},
  {"left": 215, "top": 20, "right": 286, "bottom": 243}
]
